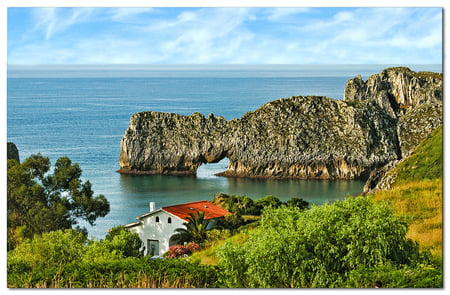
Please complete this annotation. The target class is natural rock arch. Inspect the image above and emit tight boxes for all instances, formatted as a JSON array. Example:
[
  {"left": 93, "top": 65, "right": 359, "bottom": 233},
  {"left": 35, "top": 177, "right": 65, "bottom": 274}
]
[{"left": 118, "top": 68, "right": 442, "bottom": 181}]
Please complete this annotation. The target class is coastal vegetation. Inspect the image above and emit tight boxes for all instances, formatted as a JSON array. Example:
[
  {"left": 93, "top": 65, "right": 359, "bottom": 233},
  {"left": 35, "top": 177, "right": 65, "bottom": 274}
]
[
  {"left": 7, "top": 192, "right": 442, "bottom": 288},
  {"left": 7, "top": 117, "right": 443, "bottom": 288},
  {"left": 7, "top": 228, "right": 217, "bottom": 288},
  {"left": 216, "top": 197, "right": 439, "bottom": 288},
  {"left": 7, "top": 154, "right": 110, "bottom": 250},
  {"left": 371, "top": 126, "right": 443, "bottom": 257}
]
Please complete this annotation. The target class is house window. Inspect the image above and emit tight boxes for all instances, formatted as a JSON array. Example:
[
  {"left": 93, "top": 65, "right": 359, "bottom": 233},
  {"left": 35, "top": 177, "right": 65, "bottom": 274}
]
[
  {"left": 168, "top": 217, "right": 172, "bottom": 224},
  {"left": 155, "top": 216, "right": 160, "bottom": 223}
]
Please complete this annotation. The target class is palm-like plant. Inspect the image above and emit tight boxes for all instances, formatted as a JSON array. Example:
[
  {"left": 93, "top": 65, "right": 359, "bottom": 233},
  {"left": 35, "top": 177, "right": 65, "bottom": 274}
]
[{"left": 173, "top": 211, "right": 210, "bottom": 244}]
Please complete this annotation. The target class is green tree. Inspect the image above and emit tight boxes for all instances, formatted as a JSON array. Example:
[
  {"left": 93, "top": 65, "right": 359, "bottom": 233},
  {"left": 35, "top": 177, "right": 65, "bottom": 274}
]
[
  {"left": 285, "top": 197, "right": 309, "bottom": 210},
  {"left": 7, "top": 154, "right": 110, "bottom": 249},
  {"left": 217, "top": 196, "right": 424, "bottom": 288},
  {"left": 255, "top": 195, "right": 282, "bottom": 209},
  {"left": 82, "top": 226, "right": 144, "bottom": 263},
  {"left": 104, "top": 225, "right": 144, "bottom": 258},
  {"left": 173, "top": 211, "right": 211, "bottom": 245}
]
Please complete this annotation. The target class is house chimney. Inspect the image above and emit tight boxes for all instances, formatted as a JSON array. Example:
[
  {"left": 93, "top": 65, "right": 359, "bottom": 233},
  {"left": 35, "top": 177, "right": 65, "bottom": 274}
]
[{"left": 149, "top": 202, "right": 156, "bottom": 212}]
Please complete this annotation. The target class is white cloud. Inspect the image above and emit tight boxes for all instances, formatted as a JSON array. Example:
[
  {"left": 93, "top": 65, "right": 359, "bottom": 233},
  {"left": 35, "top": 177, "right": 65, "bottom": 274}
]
[
  {"left": 143, "top": 8, "right": 255, "bottom": 63},
  {"left": 108, "top": 8, "right": 154, "bottom": 23},
  {"left": 32, "top": 7, "right": 96, "bottom": 40},
  {"left": 266, "top": 7, "right": 310, "bottom": 21},
  {"left": 8, "top": 7, "right": 442, "bottom": 64}
]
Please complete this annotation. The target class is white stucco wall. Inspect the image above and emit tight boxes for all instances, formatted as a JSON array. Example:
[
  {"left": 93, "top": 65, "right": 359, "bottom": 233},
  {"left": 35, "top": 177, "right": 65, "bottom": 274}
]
[{"left": 128, "top": 210, "right": 185, "bottom": 256}]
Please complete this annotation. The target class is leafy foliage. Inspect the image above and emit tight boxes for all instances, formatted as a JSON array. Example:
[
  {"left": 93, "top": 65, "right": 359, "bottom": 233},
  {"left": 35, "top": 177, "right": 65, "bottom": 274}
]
[
  {"left": 7, "top": 230, "right": 87, "bottom": 269},
  {"left": 7, "top": 196, "right": 442, "bottom": 288},
  {"left": 85, "top": 225, "right": 145, "bottom": 260},
  {"left": 285, "top": 197, "right": 309, "bottom": 210},
  {"left": 7, "top": 228, "right": 216, "bottom": 288},
  {"left": 7, "top": 154, "right": 110, "bottom": 250},
  {"left": 212, "top": 193, "right": 309, "bottom": 216},
  {"left": 8, "top": 255, "right": 219, "bottom": 288},
  {"left": 217, "top": 196, "right": 440, "bottom": 288},
  {"left": 172, "top": 211, "right": 211, "bottom": 244}
]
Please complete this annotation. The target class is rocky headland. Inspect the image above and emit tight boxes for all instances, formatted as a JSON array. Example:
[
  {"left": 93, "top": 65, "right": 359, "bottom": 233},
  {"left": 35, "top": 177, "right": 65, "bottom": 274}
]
[{"left": 118, "top": 67, "right": 442, "bottom": 189}]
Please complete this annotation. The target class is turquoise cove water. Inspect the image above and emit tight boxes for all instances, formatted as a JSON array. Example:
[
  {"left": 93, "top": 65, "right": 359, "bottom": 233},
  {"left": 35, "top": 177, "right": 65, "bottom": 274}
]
[{"left": 7, "top": 64, "right": 441, "bottom": 238}]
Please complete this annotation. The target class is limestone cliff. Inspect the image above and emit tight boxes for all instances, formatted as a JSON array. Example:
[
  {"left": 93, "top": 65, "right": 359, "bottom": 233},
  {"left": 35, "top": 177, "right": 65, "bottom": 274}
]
[
  {"left": 119, "top": 67, "right": 442, "bottom": 182},
  {"left": 344, "top": 67, "right": 442, "bottom": 118}
]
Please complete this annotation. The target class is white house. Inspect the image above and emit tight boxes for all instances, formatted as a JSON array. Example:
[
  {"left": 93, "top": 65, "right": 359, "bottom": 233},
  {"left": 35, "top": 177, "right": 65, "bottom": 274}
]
[{"left": 124, "top": 200, "right": 230, "bottom": 257}]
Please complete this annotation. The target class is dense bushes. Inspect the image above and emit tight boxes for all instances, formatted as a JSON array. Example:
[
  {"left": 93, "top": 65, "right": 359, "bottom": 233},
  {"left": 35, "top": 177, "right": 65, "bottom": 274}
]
[
  {"left": 7, "top": 229, "right": 218, "bottom": 288},
  {"left": 212, "top": 193, "right": 309, "bottom": 217},
  {"left": 8, "top": 256, "right": 219, "bottom": 288},
  {"left": 8, "top": 196, "right": 442, "bottom": 288},
  {"left": 7, "top": 230, "right": 87, "bottom": 269},
  {"left": 212, "top": 193, "right": 309, "bottom": 231},
  {"left": 217, "top": 196, "right": 442, "bottom": 288}
]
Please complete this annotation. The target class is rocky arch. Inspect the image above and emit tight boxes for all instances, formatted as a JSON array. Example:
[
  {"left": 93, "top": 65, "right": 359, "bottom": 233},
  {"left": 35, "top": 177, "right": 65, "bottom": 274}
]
[
  {"left": 196, "top": 156, "right": 230, "bottom": 177},
  {"left": 118, "top": 68, "right": 442, "bottom": 180}
]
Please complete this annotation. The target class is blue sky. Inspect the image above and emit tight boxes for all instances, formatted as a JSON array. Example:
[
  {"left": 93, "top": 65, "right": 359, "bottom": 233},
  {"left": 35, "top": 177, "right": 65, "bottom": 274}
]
[{"left": 7, "top": 7, "right": 443, "bottom": 65}]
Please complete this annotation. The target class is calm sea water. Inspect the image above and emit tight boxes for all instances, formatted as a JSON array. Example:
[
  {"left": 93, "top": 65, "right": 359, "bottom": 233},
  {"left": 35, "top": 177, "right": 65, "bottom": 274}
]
[{"left": 7, "top": 64, "right": 441, "bottom": 238}]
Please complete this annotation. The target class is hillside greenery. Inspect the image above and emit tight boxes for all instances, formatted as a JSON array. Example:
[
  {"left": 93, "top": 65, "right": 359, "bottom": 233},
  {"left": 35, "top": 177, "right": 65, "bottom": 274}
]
[
  {"left": 371, "top": 125, "right": 443, "bottom": 257},
  {"left": 391, "top": 125, "right": 442, "bottom": 185},
  {"left": 7, "top": 126, "right": 443, "bottom": 288},
  {"left": 372, "top": 179, "right": 442, "bottom": 256},
  {"left": 216, "top": 197, "right": 440, "bottom": 288}
]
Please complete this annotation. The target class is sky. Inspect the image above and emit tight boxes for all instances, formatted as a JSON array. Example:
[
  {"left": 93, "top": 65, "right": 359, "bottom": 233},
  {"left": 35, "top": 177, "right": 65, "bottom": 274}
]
[{"left": 6, "top": 6, "right": 443, "bottom": 65}]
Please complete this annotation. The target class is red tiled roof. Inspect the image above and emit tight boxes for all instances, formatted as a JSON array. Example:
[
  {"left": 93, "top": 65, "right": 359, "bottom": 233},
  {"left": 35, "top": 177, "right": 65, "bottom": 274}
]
[{"left": 162, "top": 200, "right": 230, "bottom": 221}]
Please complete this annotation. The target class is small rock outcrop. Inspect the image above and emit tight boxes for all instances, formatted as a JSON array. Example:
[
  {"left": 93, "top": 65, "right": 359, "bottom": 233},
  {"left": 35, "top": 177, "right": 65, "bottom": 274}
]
[
  {"left": 7, "top": 142, "right": 20, "bottom": 163},
  {"left": 119, "top": 67, "right": 442, "bottom": 183}
]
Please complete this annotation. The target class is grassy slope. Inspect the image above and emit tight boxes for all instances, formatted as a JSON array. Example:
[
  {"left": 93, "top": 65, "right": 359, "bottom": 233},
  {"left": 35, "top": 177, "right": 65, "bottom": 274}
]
[
  {"left": 371, "top": 125, "right": 443, "bottom": 257},
  {"left": 392, "top": 125, "right": 443, "bottom": 185}
]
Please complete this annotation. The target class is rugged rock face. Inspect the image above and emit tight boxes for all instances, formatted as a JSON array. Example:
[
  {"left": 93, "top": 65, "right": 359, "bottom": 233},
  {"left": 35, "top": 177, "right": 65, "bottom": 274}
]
[
  {"left": 119, "top": 112, "right": 230, "bottom": 175},
  {"left": 119, "top": 67, "right": 442, "bottom": 182},
  {"left": 7, "top": 142, "right": 20, "bottom": 162},
  {"left": 344, "top": 67, "right": 442, "bottom": 190},
  {"left": 344, "top": 67, "right": 442, "bottom": 118}
]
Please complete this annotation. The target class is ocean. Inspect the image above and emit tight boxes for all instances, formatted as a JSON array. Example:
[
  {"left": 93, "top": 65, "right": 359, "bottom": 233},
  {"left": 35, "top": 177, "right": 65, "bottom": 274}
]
[{"left": 6, "top": 64, "right": 442, "bottom": 238}]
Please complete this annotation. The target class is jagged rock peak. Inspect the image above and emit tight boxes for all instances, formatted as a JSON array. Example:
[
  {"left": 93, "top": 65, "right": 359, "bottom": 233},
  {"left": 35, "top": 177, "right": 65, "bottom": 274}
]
[{"left": 344, "top": 67, "right": 442, "bottom": 117}]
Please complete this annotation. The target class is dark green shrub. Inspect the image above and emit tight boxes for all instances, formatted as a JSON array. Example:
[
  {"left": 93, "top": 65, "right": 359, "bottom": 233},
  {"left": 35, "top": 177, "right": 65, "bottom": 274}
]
[
  {"left": 255, "top": 195, "right": 282, "bottom": 209},
  {"left": 285, "top": 197, "right": 309, "bottom": 210}
]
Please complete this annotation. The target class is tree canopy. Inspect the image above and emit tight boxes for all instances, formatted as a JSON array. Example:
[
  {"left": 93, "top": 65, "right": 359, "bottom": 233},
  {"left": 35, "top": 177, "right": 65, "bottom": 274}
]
[{"left": 7, "top": 154, "right": 110, "bottom": 250}]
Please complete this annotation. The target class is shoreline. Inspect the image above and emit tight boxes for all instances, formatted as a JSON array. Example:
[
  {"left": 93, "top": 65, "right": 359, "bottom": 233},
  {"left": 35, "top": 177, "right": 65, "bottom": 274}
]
[
  {"left": 116, "top": 169, "right": 196, "bottom": 176},
  {"left": 117, "top": 168, "right": 366, "bottom": 182}
]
